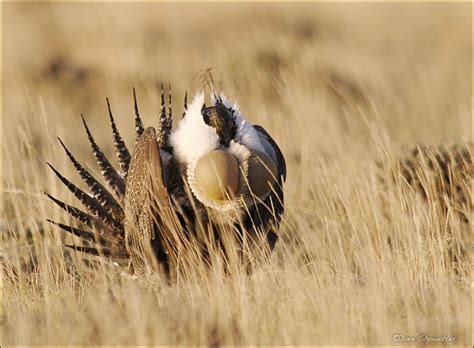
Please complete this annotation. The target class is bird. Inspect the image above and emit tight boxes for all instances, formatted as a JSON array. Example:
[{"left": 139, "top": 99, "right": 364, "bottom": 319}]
[
  {"left": 378, "top": 142, "right": 472, "bottom": 223},
  {"left": 377, "top": 142, "right": 472, "bottom": 275},
  {"left": 45, "top": 86, "right": 287, "bottom": 275}
]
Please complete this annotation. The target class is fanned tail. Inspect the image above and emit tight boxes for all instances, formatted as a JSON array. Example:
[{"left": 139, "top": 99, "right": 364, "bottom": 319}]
[
  {"left": 158, "top": 83, "right": 172, "bottom": 145},
  {"left": 65, "top": 245, "right": 114, "bottom": 258},
  {"left": 47, "top": 163, "right": 122, "bottom": 232},
  {"left": 106, "top": 98, "right": 131, "bottom": 178},
  {"left": 57, "top": 137, "right": 123, "bottom": 218},
  {"left": 47, "top": 91, "right": 152, "bottom": 261},
  {"left": 81, "top": 115, "right": 126, "bottom": 198},
  {"left": 46, "top": 87, "right": 178, "bottom": 268},
  {"left": 45, "top": 192, "right": 94, "bottom": 226},
  {"left": 182, "top": 90, "right": 188, "bottom": 118},
  {"left": 133, "top": 87, "right": 145, "bottom": 142},
  {"left": 47, "top": 219, "right": 97, "bottom": 242}
]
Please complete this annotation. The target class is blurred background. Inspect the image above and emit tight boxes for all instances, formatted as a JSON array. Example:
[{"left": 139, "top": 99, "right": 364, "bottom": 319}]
[
  {"left": 2, "top": 2, "right": 471, "bottom": 345},
  {"left": 3, "top": 1, "right": 471, "bottom": 197}
]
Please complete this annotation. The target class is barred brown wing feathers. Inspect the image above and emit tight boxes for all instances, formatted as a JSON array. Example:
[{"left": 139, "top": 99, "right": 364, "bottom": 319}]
[
  {"left": 124, "top": 127, "right": 172, "bottom": 274},
  {"left": 47, "top": 104, "right": 138, "bottom": 262},
  {"left": 124, "top": 129, "right": 151, "bottom": 273},
  {"left": 46, "top": 89, "right": 287, "bottom": 272}
]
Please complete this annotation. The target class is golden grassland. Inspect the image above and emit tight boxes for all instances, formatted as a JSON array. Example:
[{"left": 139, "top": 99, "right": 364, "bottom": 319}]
[{"left": 2, "top": 2, "right": 472, "bottom": 346}]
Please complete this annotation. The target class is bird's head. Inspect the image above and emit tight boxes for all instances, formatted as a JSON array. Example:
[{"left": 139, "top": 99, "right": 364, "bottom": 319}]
[
  {"left": 201, "top": 102, "right": 237, "bottom": 148},
  {"left": 170, "top": 92, "right": 277, "bottom": 212}
]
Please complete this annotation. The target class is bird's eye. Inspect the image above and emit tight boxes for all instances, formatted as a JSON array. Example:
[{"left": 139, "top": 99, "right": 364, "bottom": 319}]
[{"left": 201, "top": 106, "right": 211, "bottom": 126}]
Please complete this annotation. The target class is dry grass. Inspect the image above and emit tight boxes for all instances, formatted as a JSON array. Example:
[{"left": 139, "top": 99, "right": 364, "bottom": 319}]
[{"left": 2, "top": 2, "right": 472, "bottom": 346}]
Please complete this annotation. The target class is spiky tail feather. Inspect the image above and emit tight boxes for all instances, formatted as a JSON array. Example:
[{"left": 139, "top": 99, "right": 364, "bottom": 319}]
[{"left": 46, "top": 88, "right": 162, "bottom": 263}]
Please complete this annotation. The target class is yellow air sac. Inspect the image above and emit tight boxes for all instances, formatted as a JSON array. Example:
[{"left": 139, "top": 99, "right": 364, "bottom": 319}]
[
  {"left": 195, "top": 150, "right": 240, "bottom": 202},
  {"left": 248, "top": 150, "right": 277, "bottom": 199}
]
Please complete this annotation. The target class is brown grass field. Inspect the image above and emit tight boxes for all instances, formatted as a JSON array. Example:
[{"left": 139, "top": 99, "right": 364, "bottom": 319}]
[{"left": 2, "top": 2, "right": 472, "bottom": 346}]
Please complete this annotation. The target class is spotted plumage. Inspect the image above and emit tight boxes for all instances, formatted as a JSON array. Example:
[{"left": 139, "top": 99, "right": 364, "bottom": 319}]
[
  {"left": 201, "top": 103, "right": 237, "bottom": 147},
  {"left": 379, "top": 142, "right": 472, "bottom": 223},
  {"left": 45, "top": 87, "right": 287, "bottom": 275},
  {"left": 81, "top": 115, "right": 125, "bottom": 198},
  {"left": 107, "top": 98, "right": 131, "bottom": 178}
]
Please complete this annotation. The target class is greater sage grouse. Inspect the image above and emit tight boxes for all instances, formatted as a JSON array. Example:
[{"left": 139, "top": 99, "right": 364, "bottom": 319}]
[
  {"left": 46, "top": 87, "right": 286, "bottom": 274},
  {"left": 378, "top": 142, "right": 472, "bottom": 275}
]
